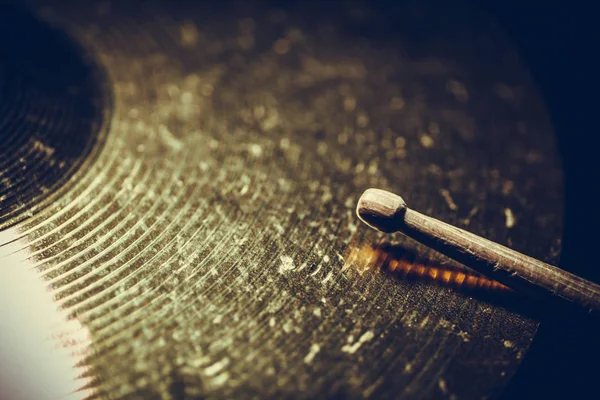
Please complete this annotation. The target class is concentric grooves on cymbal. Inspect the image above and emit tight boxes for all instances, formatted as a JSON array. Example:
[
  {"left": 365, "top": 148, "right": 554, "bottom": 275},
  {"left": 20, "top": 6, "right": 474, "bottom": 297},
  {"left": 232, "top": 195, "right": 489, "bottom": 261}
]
[
  {"left": 0, "top": 5, "right": 111, "bottom": 230},
  {"left": 1, "top": 1, "right": 564, "bottom": 399}
]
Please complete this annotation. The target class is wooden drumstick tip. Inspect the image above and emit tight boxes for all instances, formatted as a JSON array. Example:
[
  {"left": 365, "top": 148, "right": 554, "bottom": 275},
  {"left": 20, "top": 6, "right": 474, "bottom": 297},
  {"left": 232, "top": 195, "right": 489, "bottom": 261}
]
[
  {"left": 355, "top": 187, "right": 600, "bottom": 314},
  {"left": 356, "top": 188, "right": 407, "bottom": 233}
]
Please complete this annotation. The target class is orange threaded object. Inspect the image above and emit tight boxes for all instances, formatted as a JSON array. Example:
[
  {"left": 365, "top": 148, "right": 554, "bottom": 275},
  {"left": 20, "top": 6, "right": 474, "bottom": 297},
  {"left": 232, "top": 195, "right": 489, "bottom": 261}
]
[
  {"left": 477, "top": 278, "right": 491, "bottom": 290},
  {"left": 427, "top": 267, "right": 439, "bottom": 280},
  {"left": 454, "top": 272, "right": 466, "bottom": 286},
  {"left": 441, "top": 270, "right": 453, "bottom": 285},
  {"left": 345, "top": 243, "right": 512, "bottom": 294},
  {"left": 464, "top": 275, "right": 478, "bottom": 288}
]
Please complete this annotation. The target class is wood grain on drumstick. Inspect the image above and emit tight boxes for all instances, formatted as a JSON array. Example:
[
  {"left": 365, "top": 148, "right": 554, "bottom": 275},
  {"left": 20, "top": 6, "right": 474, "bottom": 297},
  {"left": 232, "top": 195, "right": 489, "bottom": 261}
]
[{"left": 356, "top": 188, "right": 600, "bottom": 313}]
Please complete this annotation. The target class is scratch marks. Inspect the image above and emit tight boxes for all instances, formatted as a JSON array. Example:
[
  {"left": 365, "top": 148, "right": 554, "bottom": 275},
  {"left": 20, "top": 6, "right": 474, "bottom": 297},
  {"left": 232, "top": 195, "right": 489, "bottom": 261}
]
[
  {"left": 439, "top": 189, "right": 458, "bottom": 211},
  {"left": 31, "top": 139, "right": 56, "bottom": 157},
  {"left": 504, "top": 208, "right": 516, "bottom": 228},
  {"left": 341, "top": 331, "right": 375, "bottom": 354},
  {"left": 304, "top": 343, "right": 321, "bottom": 364},
  {"left": 158, "top": 125, "right": 183, "bottom": 151},
  {"left": 462, "top": 207, "right": 479, "bottom": 226},
  {"left": 278, "top": 255, "right": 296, "bottom": 274},
  {"left": 204, "top": 358, "right": 230, "bottom": 376}
]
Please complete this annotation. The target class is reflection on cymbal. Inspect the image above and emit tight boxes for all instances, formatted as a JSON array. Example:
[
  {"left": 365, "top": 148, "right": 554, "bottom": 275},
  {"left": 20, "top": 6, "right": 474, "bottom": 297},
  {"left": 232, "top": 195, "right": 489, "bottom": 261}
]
[{"left": 345, "top": 242, "right": 510, "bottom": 295}]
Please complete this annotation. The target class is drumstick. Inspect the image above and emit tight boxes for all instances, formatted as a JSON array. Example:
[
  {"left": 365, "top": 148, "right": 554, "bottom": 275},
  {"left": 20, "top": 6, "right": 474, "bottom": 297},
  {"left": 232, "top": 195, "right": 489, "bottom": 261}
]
[{"left": 356, "top": 188, "right": 600, "bottom": 314}]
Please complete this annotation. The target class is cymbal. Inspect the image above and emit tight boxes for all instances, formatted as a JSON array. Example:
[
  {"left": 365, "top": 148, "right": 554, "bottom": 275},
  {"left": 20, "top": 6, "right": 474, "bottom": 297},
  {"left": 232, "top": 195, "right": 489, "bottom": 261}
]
[{"left": 0, "top": 0, "right": 564, "bottom": 398}]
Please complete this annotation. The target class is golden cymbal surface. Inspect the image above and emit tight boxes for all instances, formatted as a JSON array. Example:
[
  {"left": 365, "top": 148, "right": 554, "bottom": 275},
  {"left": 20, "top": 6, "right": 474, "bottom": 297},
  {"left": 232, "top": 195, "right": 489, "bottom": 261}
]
[{"left": 0, "top": 1, "right": 563, "bottom": 398}]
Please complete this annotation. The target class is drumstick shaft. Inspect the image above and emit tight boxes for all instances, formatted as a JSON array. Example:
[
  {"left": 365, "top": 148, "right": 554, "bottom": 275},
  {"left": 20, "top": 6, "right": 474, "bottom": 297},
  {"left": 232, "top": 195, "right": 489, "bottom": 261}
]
[{"left": 357, "top": 188, "right": 600, "bottom": 313}]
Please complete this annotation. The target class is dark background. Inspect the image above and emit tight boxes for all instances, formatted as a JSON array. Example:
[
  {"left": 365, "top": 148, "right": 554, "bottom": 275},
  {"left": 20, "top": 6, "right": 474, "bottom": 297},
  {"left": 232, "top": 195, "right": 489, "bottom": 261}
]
[{"left": 479, "top": 1, "right": 599, "bottom": 399}]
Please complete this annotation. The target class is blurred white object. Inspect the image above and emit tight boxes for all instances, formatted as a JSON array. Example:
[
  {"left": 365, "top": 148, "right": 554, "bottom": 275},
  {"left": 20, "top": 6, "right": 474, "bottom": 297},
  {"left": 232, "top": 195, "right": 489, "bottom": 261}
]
[{"left": 0, "top": 229, "right": 94, "bottom": 400}]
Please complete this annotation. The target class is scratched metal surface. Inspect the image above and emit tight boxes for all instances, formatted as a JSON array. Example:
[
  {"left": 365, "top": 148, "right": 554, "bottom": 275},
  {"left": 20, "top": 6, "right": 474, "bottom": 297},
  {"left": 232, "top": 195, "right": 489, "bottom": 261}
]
[
  {"left": 0, "top": 7, "right": 110, "bottom": 229},
  {"left": 0, "top": 0, "right": 564, "bottom": 399}
]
